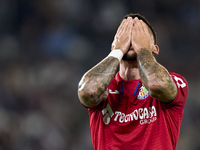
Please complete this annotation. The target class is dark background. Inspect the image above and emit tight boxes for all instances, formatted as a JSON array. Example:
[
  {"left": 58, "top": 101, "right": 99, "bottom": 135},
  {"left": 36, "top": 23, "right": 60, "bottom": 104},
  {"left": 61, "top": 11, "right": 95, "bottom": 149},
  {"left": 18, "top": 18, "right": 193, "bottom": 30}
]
[{"left": 0, "top": 0, "right": 199, "bottom": 149}]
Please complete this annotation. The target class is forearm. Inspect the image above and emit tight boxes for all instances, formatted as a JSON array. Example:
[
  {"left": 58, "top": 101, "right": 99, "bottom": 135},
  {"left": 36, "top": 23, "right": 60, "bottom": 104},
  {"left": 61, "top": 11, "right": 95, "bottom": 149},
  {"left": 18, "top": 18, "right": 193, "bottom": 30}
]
[
  {"left": 78, "top": 57, "right": 119, "bottom": 107},
  {"left": 137, "top": 49, "right": 177, "bottom": 102}
]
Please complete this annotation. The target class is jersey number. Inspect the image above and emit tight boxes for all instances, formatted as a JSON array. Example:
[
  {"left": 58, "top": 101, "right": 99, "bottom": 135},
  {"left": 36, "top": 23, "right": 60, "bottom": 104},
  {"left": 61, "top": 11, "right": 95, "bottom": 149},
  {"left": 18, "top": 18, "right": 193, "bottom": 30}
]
[{"left": 173, "top": 75, "right": 186, "bottom": 88}]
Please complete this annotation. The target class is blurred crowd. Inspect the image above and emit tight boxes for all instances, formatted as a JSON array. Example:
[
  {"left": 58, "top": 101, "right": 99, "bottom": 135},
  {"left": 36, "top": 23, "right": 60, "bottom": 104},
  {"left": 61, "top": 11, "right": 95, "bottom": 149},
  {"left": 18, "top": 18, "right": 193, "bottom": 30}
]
[{"left": 0, "top": 0, "right": 199, "bottom": 149}]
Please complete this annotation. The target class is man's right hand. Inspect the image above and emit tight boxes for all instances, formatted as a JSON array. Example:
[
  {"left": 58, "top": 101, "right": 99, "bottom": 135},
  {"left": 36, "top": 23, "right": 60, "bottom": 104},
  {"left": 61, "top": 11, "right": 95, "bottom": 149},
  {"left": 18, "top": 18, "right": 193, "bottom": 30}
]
[{"left": 111, "top": 17, "right": 134, "bottom": 55}]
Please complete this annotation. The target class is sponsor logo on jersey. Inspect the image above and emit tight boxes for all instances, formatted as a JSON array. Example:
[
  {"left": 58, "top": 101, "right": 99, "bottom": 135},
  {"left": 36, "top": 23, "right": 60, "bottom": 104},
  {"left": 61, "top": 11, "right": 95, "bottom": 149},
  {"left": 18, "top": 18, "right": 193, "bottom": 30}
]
[
  {"left": 137, "top": 86, "right": 149, "bottom": 100},
  {"left": 102, "top": 103, "right": 157, "bottom": 125},
  {"left": 109, "top": 89, "right": 120, "bottom": 94}
]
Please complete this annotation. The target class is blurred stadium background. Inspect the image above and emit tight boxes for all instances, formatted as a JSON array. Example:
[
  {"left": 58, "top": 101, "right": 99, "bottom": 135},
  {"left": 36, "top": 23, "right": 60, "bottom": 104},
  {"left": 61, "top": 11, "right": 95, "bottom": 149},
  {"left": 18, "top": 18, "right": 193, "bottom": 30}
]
[{"left": 0, "top": 0, "right": 199, "bottom": 149}]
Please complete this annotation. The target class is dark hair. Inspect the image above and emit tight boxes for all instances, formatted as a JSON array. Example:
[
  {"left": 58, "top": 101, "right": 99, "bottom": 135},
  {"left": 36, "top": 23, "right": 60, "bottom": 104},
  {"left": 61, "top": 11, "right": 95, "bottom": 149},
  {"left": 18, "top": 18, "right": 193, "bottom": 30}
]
[{"left": 123, "top": 13, "right": 157, "bottom": 44}]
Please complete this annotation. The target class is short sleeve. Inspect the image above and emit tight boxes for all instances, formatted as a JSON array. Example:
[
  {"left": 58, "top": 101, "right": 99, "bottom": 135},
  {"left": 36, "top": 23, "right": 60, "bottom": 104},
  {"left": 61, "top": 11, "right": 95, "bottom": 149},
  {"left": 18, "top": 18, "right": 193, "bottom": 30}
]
[{"left": 168, "top": 72, "right": 189, "bottom": 108}]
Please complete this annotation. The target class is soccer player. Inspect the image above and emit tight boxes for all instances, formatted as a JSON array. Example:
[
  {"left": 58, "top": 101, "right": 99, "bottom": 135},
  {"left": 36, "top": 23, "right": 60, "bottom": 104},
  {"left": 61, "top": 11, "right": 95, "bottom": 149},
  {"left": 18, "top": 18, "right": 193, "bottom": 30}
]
[{"left": 78, "top": 13, "right": 188, "bottom": 150}]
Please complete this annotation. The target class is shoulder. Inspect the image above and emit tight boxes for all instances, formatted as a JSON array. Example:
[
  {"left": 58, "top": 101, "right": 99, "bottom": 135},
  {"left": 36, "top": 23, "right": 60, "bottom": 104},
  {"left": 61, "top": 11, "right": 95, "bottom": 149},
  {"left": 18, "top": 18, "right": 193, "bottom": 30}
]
[
  {"left": 169, "top": 72, "right": 186, "bottom": 78},
  {"left": 167, "top": 72, "right": 188, "bottom": 106},
  {"left": 169, "top": 72, "right": 188, "bottom": 89}
]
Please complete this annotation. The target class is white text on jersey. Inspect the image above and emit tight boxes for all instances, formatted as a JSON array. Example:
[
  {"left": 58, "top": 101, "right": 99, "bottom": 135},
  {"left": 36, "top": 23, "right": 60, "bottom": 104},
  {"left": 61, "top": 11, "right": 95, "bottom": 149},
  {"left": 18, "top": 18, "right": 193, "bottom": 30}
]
[{"left": 102, "top": 103, "right": 157, "bottom": 125}]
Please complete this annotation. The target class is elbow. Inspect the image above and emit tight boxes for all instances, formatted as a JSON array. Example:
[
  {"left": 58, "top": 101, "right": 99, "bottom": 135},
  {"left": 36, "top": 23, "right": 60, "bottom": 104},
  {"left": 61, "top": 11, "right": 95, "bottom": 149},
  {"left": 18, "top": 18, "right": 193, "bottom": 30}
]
[
  {"left": 146, "top": 80, "right": 166, "bottom": 99},
  {"left": 147, "top": 80, "right": 177, "bottom": 102},
  {"left": 146, "top": 81, "right": 163, "bottom": 96},
  {"left": 77, "top": 77, "right": 99, "bottom": 108},
  {"left": 148, "top": 87, "right": 162, "bottom": 99},
  {"left": 147, "top": 75, "right": 171, "bottom": 96},
  {"left": 147, "top": 85, "right": 168, "bottom": 102},
  {"left": 78, "top": 88, "right": 99, "bottom": 108}
]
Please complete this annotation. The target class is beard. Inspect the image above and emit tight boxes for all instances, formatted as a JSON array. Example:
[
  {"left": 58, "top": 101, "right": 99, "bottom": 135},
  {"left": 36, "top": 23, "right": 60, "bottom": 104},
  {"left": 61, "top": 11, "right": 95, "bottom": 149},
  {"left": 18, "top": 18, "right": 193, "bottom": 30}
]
[{"left": 122, "top": 50, "right": 137, "bottom": 61}]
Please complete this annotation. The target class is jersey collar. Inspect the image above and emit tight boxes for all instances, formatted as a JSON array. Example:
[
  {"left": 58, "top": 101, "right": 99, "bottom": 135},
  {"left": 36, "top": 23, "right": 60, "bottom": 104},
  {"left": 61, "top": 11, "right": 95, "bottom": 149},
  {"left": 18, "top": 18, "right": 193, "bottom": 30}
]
[
  {"left": 115, "top": 72, "right": 123, "bottom": 83},
  {"left": 115, "top": 72, "right": 142, "bottom": 83}
]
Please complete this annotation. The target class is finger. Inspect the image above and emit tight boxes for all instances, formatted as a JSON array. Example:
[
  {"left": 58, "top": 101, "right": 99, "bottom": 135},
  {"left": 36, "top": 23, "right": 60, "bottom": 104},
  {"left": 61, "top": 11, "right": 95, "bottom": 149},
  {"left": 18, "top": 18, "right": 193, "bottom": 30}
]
[
  {"left": 125, "top": 18, "right": 134, "bottom": 33},
  {"left": 132, "top": 17, "right": 139, "bottom": 33},
  {"left": 116, "top": 19, "right": 126, "bottom": 34},
  {"left": 115, "top": 19, "right": 128, "bottom": 38},
  {"left": 123, "top": 17, "right": 132, "bottom": 31},
  {"left": 132, "top": 17, "right": 139, "bottom": 36},
  {"left": 140, "top": 20, "right": 148, "bottom": 34},
  {"left": 118, "top": 18, "right": 131, "bottom": 36},
  {"left": 114, "top": 20, "right": 126, "bottom": 39},
  {"left": 134, "top": 17, "right": 143, "bottom": 33}
]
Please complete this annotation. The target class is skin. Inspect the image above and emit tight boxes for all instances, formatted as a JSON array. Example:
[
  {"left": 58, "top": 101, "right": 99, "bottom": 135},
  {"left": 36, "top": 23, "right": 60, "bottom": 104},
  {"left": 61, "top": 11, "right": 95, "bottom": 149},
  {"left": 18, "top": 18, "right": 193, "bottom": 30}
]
[{"left": 78, "top": 17, "right": 177, "bottom": 108}]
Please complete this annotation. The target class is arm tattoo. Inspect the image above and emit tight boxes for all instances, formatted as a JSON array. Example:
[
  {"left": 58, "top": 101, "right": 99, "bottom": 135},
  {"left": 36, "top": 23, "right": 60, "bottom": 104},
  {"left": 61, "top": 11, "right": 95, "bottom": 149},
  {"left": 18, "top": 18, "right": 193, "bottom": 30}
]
[
  {"left": 79, "top": 57, "right": 119, "bottom": 107},
  {"left": 137, "top": 49, "right": 177, "bottom": 102}
]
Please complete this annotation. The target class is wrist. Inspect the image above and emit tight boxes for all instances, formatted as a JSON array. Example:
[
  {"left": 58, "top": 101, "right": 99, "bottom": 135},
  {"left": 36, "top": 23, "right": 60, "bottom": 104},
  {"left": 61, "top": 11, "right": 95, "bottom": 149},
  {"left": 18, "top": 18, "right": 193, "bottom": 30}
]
[{"left": 107, "top": 49, "right": 123, "bottom": 62}]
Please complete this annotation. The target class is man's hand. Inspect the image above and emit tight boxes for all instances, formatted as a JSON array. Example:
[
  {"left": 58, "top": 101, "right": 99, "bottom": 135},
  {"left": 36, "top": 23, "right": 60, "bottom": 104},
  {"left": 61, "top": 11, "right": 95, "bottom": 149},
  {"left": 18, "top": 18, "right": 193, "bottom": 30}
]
[
  {"left": 111, "top": 17, "right": 134, "bottom": 55},
  {"left": 131, "top": 17, "right": 154, "bottom": 53}
]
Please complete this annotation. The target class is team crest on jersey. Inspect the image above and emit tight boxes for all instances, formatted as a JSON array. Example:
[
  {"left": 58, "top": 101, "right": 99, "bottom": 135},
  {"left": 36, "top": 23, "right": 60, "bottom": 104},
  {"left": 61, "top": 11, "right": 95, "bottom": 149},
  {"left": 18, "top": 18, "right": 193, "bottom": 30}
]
[{"left": 137, "top": 86, "right": 149, "bottom": 100}]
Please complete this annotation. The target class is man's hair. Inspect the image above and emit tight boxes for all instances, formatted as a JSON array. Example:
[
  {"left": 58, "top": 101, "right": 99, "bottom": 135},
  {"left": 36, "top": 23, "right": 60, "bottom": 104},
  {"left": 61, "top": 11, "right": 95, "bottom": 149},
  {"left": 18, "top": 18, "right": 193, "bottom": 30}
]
[{"left": 123, "top": 13, "right": 157, "bottom": 44}]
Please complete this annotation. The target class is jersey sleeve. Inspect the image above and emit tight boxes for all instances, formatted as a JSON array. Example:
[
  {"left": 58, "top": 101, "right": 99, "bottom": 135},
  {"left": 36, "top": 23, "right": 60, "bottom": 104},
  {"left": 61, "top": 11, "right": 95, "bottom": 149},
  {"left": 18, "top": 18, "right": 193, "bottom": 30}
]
[{"left": 168, "top": 72, "right": 189, "bottom": 108}]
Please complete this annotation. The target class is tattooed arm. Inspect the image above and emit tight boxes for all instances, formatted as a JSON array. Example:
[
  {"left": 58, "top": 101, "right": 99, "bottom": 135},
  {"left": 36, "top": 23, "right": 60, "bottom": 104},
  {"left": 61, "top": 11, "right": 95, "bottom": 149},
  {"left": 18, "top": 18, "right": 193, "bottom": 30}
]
[
  {"left": 78, "top": 17, "right": 134, "bottom": 108},
  {"left": 131, "top": 17, "right": 177, "bottom": 102},
  {"left": 78, "top": 57, "right": 119, "bottom": 108},
  {"left": 137, "top": 49, "right": 177, "bottom": 102}
]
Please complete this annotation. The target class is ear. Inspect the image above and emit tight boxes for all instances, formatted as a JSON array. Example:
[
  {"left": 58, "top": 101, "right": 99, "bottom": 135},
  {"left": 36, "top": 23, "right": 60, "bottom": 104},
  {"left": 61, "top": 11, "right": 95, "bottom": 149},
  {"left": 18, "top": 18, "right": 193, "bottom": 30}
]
[{"left": 152, "top": 45, "right": 159, "bottom": 55}]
